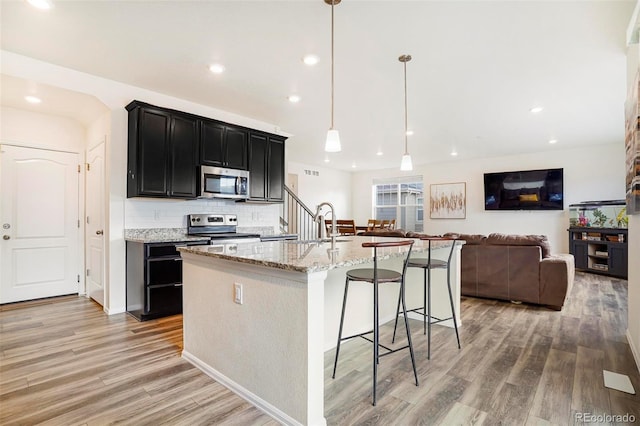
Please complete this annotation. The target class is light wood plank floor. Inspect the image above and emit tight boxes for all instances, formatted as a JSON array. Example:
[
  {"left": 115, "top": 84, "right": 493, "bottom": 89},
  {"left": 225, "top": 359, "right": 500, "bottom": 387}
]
[{"left": 1, "top": 272, "right": 638, "bottom": 425}]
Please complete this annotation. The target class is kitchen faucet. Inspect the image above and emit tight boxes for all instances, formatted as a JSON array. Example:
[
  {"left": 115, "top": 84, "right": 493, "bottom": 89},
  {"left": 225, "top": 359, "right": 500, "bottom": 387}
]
[{"left": 314, "top": 202, "right": 338, "bottom": 251}]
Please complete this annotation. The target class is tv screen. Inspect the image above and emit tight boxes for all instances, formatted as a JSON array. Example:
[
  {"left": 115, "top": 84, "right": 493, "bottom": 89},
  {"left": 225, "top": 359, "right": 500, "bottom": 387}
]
[{"left": 484, "top": 168, "right": 564, "bottom": 211}]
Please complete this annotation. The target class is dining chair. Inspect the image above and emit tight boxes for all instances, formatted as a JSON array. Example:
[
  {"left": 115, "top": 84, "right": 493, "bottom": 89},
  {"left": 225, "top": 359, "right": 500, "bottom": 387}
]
[{"left": 335, "top": 219, "right": 357, "bottom": 236}]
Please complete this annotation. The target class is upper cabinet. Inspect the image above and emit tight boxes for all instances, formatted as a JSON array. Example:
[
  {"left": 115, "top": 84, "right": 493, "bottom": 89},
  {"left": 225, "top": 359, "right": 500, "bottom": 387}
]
[
  {"left": 248, "top": 132, "right": 286, "bottom": 202},
  {"left": 127, "top": 101, "right": 198, "bottom": 199},
  {"left": 200, "top": 120, "right": 248, "bottom": 170},
  {"left": 126, "top": 100, "right": 286, "bottom": 202}
]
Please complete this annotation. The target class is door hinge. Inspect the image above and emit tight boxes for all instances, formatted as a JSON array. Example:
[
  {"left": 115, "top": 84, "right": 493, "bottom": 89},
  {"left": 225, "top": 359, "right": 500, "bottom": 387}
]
[
  {"left": 86, "top": 163, "right": 90, "bottom": 171},
  {"left": 86, "top": 269, "right": 90, "bottom": 277},
  {"left": 77, "top": 274, "right": 80, "bottom": 283},
  {"left": 78, "top": 220, "right": 80, "bottom": 228},
  {"left": 86, "top": 216, "right": 90, "bottom": 224},
  {"left": 78, "top": 164, "right": 81, "bottom": 173}
]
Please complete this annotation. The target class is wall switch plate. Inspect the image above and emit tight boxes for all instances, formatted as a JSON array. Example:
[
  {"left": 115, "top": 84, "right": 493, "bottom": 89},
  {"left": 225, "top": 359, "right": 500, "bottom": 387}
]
[{"left": 234, "top": 283, "right": 243, "bottom": 304}]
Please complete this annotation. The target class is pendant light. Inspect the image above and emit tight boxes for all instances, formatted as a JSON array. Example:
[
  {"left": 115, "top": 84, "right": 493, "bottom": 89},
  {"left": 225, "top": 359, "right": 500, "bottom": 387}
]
[
  {"left": 325, "top": 0, "right": 341, "bottom": 152},
  {"left": 399, "top": 54, "right": 413, "bottom": 171}
]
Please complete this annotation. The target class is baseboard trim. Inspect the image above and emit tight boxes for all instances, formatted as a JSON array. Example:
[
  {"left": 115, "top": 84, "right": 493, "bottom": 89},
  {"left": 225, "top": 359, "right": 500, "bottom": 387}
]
[
  {"left": 182, "top": 350, "right": 319, "bottom": 426},
  {"left": 104, "top": 306, "right": 125, "bottom": 315},
  {"left": 626, "top": 329, "right": 640, "bottom": 374}
]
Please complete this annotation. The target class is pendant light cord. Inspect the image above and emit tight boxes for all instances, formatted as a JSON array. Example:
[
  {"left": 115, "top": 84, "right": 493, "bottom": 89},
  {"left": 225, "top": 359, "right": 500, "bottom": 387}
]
[
  {"left": 330, "top": 0, "right": 335, "bottom": 130},
  {"left": 403, "top": 60, "right": 408, "bottom": 155}
]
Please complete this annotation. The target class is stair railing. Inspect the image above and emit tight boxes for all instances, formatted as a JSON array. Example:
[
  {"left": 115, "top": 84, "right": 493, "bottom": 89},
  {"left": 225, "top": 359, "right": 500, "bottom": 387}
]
[{"left": 282, "top": 185, "right": 319, "bottom": 241}]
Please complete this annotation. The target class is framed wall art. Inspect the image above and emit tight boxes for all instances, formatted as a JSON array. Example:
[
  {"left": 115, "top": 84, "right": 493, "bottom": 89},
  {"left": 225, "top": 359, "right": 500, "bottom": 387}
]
[{"left": 430, "top": 182, "right": 466, "bottom": 219}]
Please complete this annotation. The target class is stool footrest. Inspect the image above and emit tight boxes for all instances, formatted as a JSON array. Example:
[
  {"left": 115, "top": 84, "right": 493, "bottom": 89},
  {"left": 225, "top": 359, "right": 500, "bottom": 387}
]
[
  {"left": 401, "top": 308, "right": 454, "bottom": 325},
  {"left": 340, "top": 331, "right": 408, "bottom": 355}
]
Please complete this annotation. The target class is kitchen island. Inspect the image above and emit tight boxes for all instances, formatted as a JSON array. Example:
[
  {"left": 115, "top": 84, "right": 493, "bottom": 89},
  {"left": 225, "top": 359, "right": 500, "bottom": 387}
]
[{"left": 178, "top": 236, "right": 462, "bottom": 426}]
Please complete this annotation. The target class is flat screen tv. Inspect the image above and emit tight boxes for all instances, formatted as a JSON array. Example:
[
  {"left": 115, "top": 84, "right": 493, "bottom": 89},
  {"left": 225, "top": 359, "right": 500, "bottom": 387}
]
[{"left": 484, "top": 168, "right": 564, "bottom": 211}]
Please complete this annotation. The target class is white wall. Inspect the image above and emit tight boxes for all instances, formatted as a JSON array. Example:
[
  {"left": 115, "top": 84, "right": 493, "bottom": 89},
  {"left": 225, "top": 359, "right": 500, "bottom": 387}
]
[
  {"left": 352, "top": 144, "right": 625, "bottom": 255},
  {"left": 1, "top": 106, "right": 86, "bottom": 152},
  {"left": 287, "top": 161, "right": 352, "bottom": 219}
]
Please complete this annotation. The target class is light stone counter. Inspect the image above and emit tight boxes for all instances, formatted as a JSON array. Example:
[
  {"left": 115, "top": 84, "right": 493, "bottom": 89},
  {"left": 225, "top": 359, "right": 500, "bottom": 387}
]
[
  {"left": 179, "top": 236, "right": 463, "bottom": 426},
  {"left": 178, "top": 235, "right": 453, "bottom": 273}
]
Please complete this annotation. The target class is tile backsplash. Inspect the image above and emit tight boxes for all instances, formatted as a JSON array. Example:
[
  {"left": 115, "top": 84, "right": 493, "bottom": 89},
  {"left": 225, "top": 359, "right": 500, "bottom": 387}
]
[{"left": 125, "top": 198, "right": 280, "bottom": 232}]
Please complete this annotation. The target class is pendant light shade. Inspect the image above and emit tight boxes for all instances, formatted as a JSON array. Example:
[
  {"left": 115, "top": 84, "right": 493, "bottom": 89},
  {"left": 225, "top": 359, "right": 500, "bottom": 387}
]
[
  {"left": 400, "top": 153, "right": 413, "bottom": 171},
  {"left": 325, "top": 129, "right": 341, "bottom": 152},
  {"left": 399, "top": 54, "right": 412, "bottom": 171},
  {"left": 325, "top": 0, "right": 341, "bottom": 153}
]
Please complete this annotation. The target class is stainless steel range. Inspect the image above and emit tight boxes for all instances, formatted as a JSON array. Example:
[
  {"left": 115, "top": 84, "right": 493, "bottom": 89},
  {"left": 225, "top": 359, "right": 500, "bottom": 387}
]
[{"left": 187, "top": 214, "right": 261, "bottom": 243}]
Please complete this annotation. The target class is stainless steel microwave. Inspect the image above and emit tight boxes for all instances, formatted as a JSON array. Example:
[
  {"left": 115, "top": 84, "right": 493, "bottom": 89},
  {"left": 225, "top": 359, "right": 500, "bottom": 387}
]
[{"left": 199, "top": 166, "right": 250, "bottom": 200}]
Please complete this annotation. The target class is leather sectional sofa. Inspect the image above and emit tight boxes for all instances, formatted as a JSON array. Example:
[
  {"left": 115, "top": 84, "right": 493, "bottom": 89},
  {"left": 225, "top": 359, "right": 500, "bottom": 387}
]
[{"left": 360, "top": 230, "right": 575, "bottom": 310}]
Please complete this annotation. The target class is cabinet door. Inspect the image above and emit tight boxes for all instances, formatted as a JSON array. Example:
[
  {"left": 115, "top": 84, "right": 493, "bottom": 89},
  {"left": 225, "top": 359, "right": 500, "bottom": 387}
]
[
  {"left": 137, "top": 108, "right": 170, "bottom": 196},
  {"left": 169, "top": 114, "right": 198, "bottom": 198},
  {"left": 608, "top": 245, "right": 628, "bottom": 278},
  {"left": 573, "top": 242, "right": 588, "bottom": 270},
  {"left": 268, "top": 137, "right": 285, "bottom": 201},
  {"left": 200, "top": 120, "right": 226, "bottom": 167},
  {"left": 225, "top": 126, "right": 248, "bottom": 170},
  {"left": 248, "top": 133, "right": 268, "bottom": 200}
]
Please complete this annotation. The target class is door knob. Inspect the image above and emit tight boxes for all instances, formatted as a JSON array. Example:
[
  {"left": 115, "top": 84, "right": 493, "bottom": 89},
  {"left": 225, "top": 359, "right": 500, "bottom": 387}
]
[
  {"left": 96, "top": 230, "right": 104, "bottom": 235},
  {"left": 2, "top": 235, "right": 9, "bottom": 240}
]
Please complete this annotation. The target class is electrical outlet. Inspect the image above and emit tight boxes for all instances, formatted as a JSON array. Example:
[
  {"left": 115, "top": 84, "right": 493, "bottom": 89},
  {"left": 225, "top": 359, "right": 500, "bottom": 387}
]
[{"left": 234, "top": 283, "right": 243, "bottom": 304}]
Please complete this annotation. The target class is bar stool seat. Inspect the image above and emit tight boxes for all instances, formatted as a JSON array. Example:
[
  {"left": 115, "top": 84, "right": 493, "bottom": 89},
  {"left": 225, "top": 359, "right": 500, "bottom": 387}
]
[
  {"left": 346, "top": 268, "right": 402, "bottom": 282},
  {"left": 332, "top": 240, "right": 418, "bottom": 406},
  {"left": 393, "top": 237, "right": 461, "bottom": 360}
]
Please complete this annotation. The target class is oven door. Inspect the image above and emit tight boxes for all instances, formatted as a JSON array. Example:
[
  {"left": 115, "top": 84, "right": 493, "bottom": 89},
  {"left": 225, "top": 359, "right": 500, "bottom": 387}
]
[{"left": 200, "top": 166, "right": 249, "bottom": 199}]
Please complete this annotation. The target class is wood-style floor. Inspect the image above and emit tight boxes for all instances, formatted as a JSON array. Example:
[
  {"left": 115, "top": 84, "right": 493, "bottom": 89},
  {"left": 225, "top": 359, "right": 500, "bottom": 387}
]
[{"left": 1, "top": 272, "right": 639, "bottom": 425}]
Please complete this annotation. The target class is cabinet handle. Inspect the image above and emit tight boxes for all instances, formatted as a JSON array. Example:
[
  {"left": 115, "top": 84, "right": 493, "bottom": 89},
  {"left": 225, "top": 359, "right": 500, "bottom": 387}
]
[{"left": 174, "top": 284, "right": 183, "bottom": 287}]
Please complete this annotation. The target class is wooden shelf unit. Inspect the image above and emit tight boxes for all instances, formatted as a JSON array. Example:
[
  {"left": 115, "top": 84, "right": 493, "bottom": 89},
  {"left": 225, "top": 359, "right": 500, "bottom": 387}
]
[{"left": 568, "top": 227, "right": 628, "bottom": 279}]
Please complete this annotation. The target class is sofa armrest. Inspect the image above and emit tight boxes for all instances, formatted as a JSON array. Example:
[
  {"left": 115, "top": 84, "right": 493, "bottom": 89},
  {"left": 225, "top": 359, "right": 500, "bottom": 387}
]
[{"left": 539, "top": 254, "right": 575, "bottom": 310}]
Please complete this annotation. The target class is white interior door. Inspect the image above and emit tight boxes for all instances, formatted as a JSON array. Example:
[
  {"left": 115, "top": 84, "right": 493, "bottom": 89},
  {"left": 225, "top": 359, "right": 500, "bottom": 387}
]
[
  {"left": 0, "top": 145, "right": 80, "bottom": 304},
  {"left": 85, "top": 140, "right": 105, "bottom": 306}
]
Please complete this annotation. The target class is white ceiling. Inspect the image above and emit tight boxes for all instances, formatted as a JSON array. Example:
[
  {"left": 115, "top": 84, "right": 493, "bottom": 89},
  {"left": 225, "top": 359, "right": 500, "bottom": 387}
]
[{"left": 0, "top": 0, "right": 635, "bottom": 171}]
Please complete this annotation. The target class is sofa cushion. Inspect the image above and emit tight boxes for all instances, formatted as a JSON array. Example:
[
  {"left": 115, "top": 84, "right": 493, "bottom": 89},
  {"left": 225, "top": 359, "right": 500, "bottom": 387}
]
[
  {"left": 405, "top": 231, "right": 440, "bottom": 238},
  {"left": 444, "top": 233, "right": 486, "bottom": 245},
  {"left": 486, "top": 233, "right": 551, "bottom": 258}
]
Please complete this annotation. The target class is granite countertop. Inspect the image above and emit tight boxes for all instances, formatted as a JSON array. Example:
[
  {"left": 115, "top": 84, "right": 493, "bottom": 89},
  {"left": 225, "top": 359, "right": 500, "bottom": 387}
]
[
  {"left": 178, "top": 236, "right": 457, "bottom": 273},
  {"left": 124, "top": 228, "right": 211, "bottom": 243}
]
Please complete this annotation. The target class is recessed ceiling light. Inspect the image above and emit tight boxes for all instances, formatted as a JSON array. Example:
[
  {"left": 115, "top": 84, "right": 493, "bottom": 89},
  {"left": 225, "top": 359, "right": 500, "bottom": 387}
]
[
  {"left": 302, "top": 55, "right": 319, "bottom": 66},
  {"left": 376, "top": 151, "right": 383, "bottom": 156},
  {"left": 25, "top": 95, "right": 41, "bottom": 104},
  {"left": 288, "top": 95, "right": 301, "bottom": 103},
  {"left": 548, "top": 139, "right": 558, "bottom": 144},
  {"left": 324, "top": 157, "right": 330, "bottom": 163},
  {"left": 530, "top": 106, "right": 543, "bottom": 113},
  {"left": 406, "top": 130, "right": 414, "bottom": 136},
  {"left": 351, "top": 162, "right": 357, "bottom": 168},
  {"left": 450, "top": 150, "right": 458, "bottom": 156},
  {"left": 27, "top": 0, "right": 53, "bottom": 10},
  {"left": 209, "top": 63, "right": 225, "bottom": 74}
]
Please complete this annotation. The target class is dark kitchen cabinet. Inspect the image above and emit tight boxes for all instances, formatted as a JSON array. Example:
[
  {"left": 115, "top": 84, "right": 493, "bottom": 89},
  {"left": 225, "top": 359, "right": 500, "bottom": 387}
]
[
  {"left": 126, "top": 240, "right": 206, "bottom": 321},
  {"left": 126, "top": 101, "right": 198, "bottom": 198},
  {"left": 200, "top": 120, "right": 248, "bottom": 170},
  {"left": 248, "top": 132, "right": 286, "bottom": 202}
]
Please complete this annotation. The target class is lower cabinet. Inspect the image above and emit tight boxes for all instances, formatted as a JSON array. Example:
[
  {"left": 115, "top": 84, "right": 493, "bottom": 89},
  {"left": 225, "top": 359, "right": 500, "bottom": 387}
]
[
  {"left": 126, "top": 240, "right": 204, "bottom": 321},
  {"left": 568, "top": 227, "right": 628, "bottom": 279}
]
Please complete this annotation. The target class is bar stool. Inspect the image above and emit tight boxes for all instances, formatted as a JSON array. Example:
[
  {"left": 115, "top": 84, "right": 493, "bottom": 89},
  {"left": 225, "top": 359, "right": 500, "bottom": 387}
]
[
  {"left": 332, "top": 240, "right": 418, "bottom": 406},
  {"left": 392, "top": 236, "right": 461, "bottom": 359}
]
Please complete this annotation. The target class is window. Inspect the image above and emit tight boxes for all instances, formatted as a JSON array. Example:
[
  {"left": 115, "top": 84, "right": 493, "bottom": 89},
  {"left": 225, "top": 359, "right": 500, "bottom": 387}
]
[{"left": 373, "top": 178, "right": 424, "bottom": 232}]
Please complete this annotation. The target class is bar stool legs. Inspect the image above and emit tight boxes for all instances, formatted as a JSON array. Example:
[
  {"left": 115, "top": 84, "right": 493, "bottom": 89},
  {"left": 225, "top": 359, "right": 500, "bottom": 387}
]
[
  {"left": 392, "top": 238, "right": 461, "bottom": 360},
  {"left": 332, "top": 240, "right": 419, "bottom": 406}
]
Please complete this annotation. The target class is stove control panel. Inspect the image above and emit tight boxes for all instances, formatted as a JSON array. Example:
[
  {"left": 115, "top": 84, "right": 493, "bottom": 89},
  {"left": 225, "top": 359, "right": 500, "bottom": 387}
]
[{"left": 189, "top": 214, "right": 237, "bottom": 227}]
